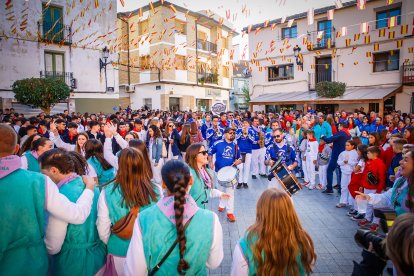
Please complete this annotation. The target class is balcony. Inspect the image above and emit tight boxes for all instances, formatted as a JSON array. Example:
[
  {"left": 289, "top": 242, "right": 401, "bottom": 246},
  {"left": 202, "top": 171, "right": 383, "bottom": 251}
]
[
  {"left": 198, "top": 72, "right": 218, "bottom": 85},
  {"left": 402, "top": 62, "right": 414, "bottom": 85},
  {"left": 40, "top": 71, "right": 77, "bottom": 89},
  {"left": 196, "top": 39, "right": 217, "bottom": 53},
  {"left": 38, "top": 21, "right": 72, "bottom": 45},
  {"left": 307, "top": 28, "right": 335, "bottom": 50},
  {"left": 308, "top": 71, "right": 336, "bottom": 90}
]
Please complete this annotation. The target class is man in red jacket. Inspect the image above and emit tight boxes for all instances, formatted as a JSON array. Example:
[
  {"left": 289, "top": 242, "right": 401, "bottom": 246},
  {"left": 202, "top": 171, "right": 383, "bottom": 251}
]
[{"left": 358, "top": 146, "right": 386, "bottom": 229}]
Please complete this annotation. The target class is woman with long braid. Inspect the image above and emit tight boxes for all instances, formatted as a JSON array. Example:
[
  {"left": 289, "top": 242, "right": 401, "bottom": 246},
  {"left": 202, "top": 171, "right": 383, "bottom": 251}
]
[{"left": 125, "top": 160, "right": 224, "bottom": 275}]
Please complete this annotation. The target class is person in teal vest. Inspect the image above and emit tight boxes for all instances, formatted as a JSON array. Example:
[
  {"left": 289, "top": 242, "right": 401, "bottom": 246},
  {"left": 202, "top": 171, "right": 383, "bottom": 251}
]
[
  {"left": 125, "top": 160, "right": 224, "bottom": 275},
  {"left": 39, "top": 148, "right": 107, "bottom": 275},
  {"left": 21, "top": 137, "right": 53, "bottom": 172},
  {"left": 231, "top": 188, "right": 316, "bottom": 275},
  {"left": 85, "top": 139, "right": 115, "bottom": 185},
  {"left": 185, "top": 143, "right": 230, "bottom": 209},
  {"left": 0, "top": 124, "right": 95, "bottom": 275},
  {"left": 356, "top": 149, "right": 414, "bottom": 216},
  {"left": 97, "top": 147, "right": 160, "bottom": 276}
]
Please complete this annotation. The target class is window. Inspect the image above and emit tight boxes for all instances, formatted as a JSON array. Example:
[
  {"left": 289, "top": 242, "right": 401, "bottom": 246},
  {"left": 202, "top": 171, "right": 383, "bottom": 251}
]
[
  {"left": 175, "top": 55, "right": 186, "bottom": 70},
  {"left": 140, "top": 55, "right": 150, "bottom": 69},
  {"left": 138, "top": 20, "right": 148, "bottom": 36},
  {"left": 175, "top": 20, "right": 186, "bottom": 35},
  {"left": 223, "top": 66, "right": 229, "bottom": 78},
  {"left": 143, "top": 98, "right": 152, "bottom": 109},
  {"left": 268, "top": 64, "right": 294, "bottom": 81},
  {"left": 373, "top": 50, "right": 399, "bottom": 72},
  {"left": 281, "top": 26, "right": 297, "bottom": 39},
  {"left": 369, "top": 103, "right": 379, "bottom": 113},
  {"left": 45, "top": 52, "right": 64, "bottom": 72},
  {"left": 221, "top": 37, "right": 228, "bottom": 48},
  {"left": 376, "top": 8, "right": 401, "bottom": 29},
  {"left": 197, "top": 31, "right": 207, "bottom": 41},
  {"left": 42, "top": 5, "right": 63, "bottom": 42}
]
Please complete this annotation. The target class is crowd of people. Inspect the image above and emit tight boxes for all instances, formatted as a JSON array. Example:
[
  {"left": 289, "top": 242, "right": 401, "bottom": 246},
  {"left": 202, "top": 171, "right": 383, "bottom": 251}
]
[{"left": 1, "top": 106, "right": 414, "bottom": 275}]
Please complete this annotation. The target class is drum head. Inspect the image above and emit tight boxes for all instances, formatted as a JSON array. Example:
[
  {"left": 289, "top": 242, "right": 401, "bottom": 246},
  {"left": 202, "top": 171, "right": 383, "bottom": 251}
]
[{"left": 217, "top": 166, "right": 237, "bottom": 181}]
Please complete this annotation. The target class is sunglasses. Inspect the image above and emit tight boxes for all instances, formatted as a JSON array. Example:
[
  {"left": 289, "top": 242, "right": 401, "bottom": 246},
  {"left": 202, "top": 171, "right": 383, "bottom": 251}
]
[
  {"left": 198, "top": 150, "right": 208, "bottom": 156},
  {"left": 228, "top": 132, "right": 235, "bottom": 135},
  {"left": 273, "top": 135, "right": 282, "bottom": 138},
  {"left": 168, "top": 125, "right": 174, "bottom": 127}
]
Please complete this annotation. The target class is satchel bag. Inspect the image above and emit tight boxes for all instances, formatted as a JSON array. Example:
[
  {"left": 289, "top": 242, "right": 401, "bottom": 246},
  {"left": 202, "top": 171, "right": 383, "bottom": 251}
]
[
  {"left": 161, "top": 140, "right": 168, "bottom": 158},
  {"left": 111, "top": 206, "right": 140, "bottom": 240},
  {"left": 367, "top": 171, "right": 379, "bottom": 186}
]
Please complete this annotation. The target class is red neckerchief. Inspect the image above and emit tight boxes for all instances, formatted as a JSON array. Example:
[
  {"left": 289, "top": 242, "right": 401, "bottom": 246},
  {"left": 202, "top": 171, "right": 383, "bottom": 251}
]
[
  {"left": 342, "top": 128, "right": 350, "bottom": 136},
  {"left": 119, "top": 130, "right": 127, "bottom": 137},
  {"left": 310, "top": 122, "right": 314, "bottom": 128},
  {"left": 221, "top": 120, "right": 227, "bottom": 127},
  {"left": 389, "top": 127, "right": 395, "bottom": 132},
  {"left": 308, "top": 138, "right": 317, "bottom": 142},
  {"left": 38, "top": 127, "right": 44, "bottom": 135},
  {"left": 341, "top": 115, "right": 347, "bottom": 120},
  {"left": 58, "top": 129, "right": 65, "bottom": 135},
  {"left": 133, "top": 128, "right": 141, "bottom": 132},
  {"left": 318, "top": 144, "right": 325, "bottom": 153},
  {"left": 348, "top": 123, "right": 353, "bottom": 129},
  {"left": 68, "top": 132, "right": 77, "bottom": 140}
]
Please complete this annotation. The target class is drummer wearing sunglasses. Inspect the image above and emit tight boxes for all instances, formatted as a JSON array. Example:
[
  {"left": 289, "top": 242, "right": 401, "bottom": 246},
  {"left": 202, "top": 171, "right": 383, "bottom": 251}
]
[{"left": 208, "top": 128, "right": 242, "bottom": 222}]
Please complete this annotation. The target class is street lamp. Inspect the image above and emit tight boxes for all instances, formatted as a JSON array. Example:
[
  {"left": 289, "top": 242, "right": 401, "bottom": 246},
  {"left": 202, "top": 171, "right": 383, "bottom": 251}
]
[
  {"left": 100, "top": 46, "right": 110, "bottom": 91},
  {"left": 293, "top": 45, "right": 303, "bottom": 66}
]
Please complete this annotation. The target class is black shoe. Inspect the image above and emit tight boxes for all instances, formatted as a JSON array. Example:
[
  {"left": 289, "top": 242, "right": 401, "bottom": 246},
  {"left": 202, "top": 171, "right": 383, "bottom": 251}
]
[
  {"left": 333, "top": 184, "right": 340, "bottom": 189},
  {"left": 243, "top": 183, "right": 248, "bottom": 189},
  {"left": 236, "top": 183, "right": 243, "bottom": 189},
  {"left": 351, "top": 213, "right": 365, "bottom": 221},
  {"left": 347, "top": 209, "right": 358, "bottom": 217},
  {"left": 322, "top": 189, "right": 334, "bottom": 194},
  {"left": 252, "top": 175, "right": 257, "bottom": 179},
  {"left": 259, "top": 174, "right": 267, "bottom": 178}
]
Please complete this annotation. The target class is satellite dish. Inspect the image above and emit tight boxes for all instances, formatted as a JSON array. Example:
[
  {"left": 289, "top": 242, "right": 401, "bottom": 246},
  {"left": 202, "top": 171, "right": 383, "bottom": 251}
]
[{"left": 242, "top": 68, "right": 251, "bottom": 78}]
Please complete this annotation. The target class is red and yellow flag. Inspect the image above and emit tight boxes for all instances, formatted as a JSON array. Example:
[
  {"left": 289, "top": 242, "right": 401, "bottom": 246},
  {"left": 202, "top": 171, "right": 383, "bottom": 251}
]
[
  {"left": 401, "top": 25, "right": 408, "bottom": 35},
  {"left": 388, "top": 31, "right": 395, "bottom": 39},
  {"left": 360, "top": 22, "right": 369, "bottom": 34},
  {"left": 95, "top": 0, "right": 99, "bottom": 8},
  {"left": 378, "top": 28, "right": 386, "bottom": 37},
  {"left": 364, "top": 35, "right": 370, "bottom": 44},
  {"left": 345, "top": 39, "right": 351, "bottom": 47},
  {"left": 374, "top": 43, "right": 379, "bottom": 51},
  {"left": 408, "top": 47, "right": 413, "bottom": 53},
  {"left": 357, "top": 0, "right": 366, "bottom": 10},
  {"left": 327, "top": 38, "right": 332, "bottom": 48},
  {"left": 396, "top": 39, "right": 403, "bottom": 48},
  {"left": 388, "top": 16, "right": 397, "bottom": 28},
  {"left": 302, "top": 37, "right": 308, "bottom": 45},
  {"left": 386, "top": 0, "right": 394, "bottom": 5},
  {"left": 366, "top": 51, "right": 372, "bottom": 57},
  {"left": 354, "top": 33, "right": 360, "bottom": 41}
]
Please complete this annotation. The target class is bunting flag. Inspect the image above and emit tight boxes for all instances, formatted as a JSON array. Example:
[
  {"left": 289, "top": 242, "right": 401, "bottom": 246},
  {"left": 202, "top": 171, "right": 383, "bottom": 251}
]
[
  {"left": 341, "top": 26, "right": 347, "bottom": 36},
  {"left": 364, "top": 35, "right": 370, "bottom": 44},
  {"left": 352, "top": 46, "right": 357, "bottom": 53},
  {"left": 119, "top": 0, "right": 124, "bottom": 7},
  {"left": 388, "top": 31, "right": 395, "bottom": 39},
  {"left": 378, "top": 28, "right": 386, "bottom": 37},
  {"left": 308, "top": 8, "right": 314, "bottom": 25},
  {"left": 397, "top": 39, "right": 403, "bottom": 48},
  {"left": 327, "top": 9, "right": 334, "bottom": 20},
  {"left": 357, "top": 0, "right": 366, "bottom": 10},
  {"left": 388, "top": 16, "right": 397, "bottom": 28},
  {"left": 354, "top": 33, "right": 360, "bottom": 41},
  {"left": 387, "top": 0, "right": 394, "bottom": 5},
  {"left": 336, "top": 31, "right": 341, "bottom": 38},
  {"left": 354, "top": 61, "right": 359, "bottom": 65},
  {"left": 366, "top": 51, "right": 372, "bottom": 57},
  {"left": 335, "top": 0, "right": 343, "bottom": 9},
  {"left": 271, "top": 23, "right": 276, "bottom": 30},
  {"left": 287, "top": 19, "right": 294, "bottom": 27},
  {"left": 170, "top": 4, "right": 177, "bottom": 13},
  {"left": 264, "top": 20, "right": 269, "bottom": 28},
  {"left": 401, "top": 25, "right": 408, "bottom": 35},
  {"left": 327, "top": 38, "right": 332, "bottom": 48},
  {"left": 360, "top": 22, "right": 369, "bottom": 34},
  {"left": 281, "top": 16, "right": 286, "bottom": 23},
  {"left": 139, "top": 8, "right": 143, "bottom": 17},
  {"left": 408, "top": 47, "right": 413, "bottom": 53},
  {"left": 374, "top": 43, "right": 379, "bottom": 51},
  {"left": 95, "top": 0, "right": 99, "bottom": 8},
  {"left": 317, "top": 31, "right": 324, "bottom": 40},
  {"left": 345, "top": 38, "right": 351, "bottom": 47},
  {"left": 302, "top": 36, "right": 308, "bottom": 45},
  {"left": 149, "top": 2, "right": 154, "bottom": 12}
]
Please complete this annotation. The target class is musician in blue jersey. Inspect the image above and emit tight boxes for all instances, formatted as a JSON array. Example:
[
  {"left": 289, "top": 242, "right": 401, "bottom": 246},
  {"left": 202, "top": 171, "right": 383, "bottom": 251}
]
[
  {"left": 218, "top": 112, "right": 229, "bottom": 129},
  {"left": 208, "top": 128, "right": 241, "bottom": 222},
  {"left": 264, "top": 120, "right": 281, "bottom": 148},
  {"left": 265, "top": 128, "right": 298, "bottom": 191},
  {"left": 250, "top": 117, "right": 267, "bottom": 179},
  {"left": 206, "top": 115, "right": 224, "bottom": 147},
  {"left": 227, "top": 111, "right": 240, "bottom": 129},
  {"left": 236, "top": 119, "right": 253, "bottom": 189},
  {"left": 200, "top": 114, "right": 212, "bottom": 140}
]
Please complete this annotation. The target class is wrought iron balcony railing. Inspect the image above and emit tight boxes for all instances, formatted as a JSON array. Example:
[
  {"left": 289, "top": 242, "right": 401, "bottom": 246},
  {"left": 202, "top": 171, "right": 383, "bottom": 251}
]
[
  {"left": 38, "top": 21, "right": 72, "bottom": 45},
  {"left": 40, "top": 71, "right": 76, "bottom": 89},
  {"left": 196, "top": 39, "right": 217, "bottom": 53},
  {"left": 308, "top": 70, "right": 336, "bottom": 90},
  {"left": 402, "top": 62, "right": 414, "bottom": 85},
  {"left": 307, "top": 27, "right": 335, "bottom": 50}
]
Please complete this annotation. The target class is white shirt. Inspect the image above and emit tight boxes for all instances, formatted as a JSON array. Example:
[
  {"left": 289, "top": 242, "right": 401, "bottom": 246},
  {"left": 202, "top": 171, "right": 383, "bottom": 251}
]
[
  {"left": 124, "top": 212, "right": 223, "bottom": 275},
  {"left": 337, "top": 149, "right": 359, "bottom": 174},
  {"left": 49, "top": 132, "right": 76, "bottom": 152},
  {"left": 44, "top": 176, "right": 94, "bottom": 254},
  {"left": 20, "top": 155, "right": 28, "bottom": 170},
  {"left": 230, "top": 243, "right": 249, "bottom": 276}
]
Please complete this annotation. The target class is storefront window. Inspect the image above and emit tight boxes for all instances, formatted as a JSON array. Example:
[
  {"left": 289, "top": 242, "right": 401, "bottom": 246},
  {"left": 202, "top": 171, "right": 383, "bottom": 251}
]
[{"left": 196, "top": 99, "right": 210, "bottom": 112}]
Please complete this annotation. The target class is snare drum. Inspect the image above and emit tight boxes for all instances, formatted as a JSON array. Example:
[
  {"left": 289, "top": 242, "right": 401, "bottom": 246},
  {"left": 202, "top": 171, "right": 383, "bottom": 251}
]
[
  {"left": 217, "top": 166, "right": 239, "bottom": 188},
  {"left": 270, "top": 160, "right": 302, "bottom": 196}
]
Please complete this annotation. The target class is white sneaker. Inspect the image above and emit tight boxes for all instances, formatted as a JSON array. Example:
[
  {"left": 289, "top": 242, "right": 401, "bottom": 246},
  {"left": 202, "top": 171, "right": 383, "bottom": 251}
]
[{"left": 308, "top": 185, "right": 315, "bottom": 190}]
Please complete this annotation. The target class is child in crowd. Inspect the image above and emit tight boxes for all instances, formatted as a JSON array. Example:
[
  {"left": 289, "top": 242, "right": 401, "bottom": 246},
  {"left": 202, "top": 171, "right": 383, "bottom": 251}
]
[
  {"left": 358, "top": 146, "right": 386, "bottom": 229},
  {"left": 316, "top": 138, "right": 331, "bottom": 190},
  {"left": 299, "top": 130, "right": 309, "bottom": 183},
  {"left": 348, "top": 144, "right": 368, "bottom": 218},
  {"left": 387, "top": 138, "right": 407, "bottom": 188},
  {"left": 336, "top": 140, "right": 358, "bottom": 208},
  {"left": 360, "top": 130, "right": 369, "bottom": 145},
  {"left": 304, "top": 130, "right": 318, "bottom": 190}
]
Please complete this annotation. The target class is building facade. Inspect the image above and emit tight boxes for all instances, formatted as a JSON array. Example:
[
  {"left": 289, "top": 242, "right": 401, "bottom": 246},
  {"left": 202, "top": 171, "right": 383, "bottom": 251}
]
[
  {"left": 245, "top": 0, "right": 414, "bottom": 116},
  {"left": 117, "top": 1, "right": 235, "bottom": 111},
  {"left": 0, "top": 0, "right": 119, "bottom": 114},
  {"left": 229, "top": 61, "right": 250, "bottom": 111}
]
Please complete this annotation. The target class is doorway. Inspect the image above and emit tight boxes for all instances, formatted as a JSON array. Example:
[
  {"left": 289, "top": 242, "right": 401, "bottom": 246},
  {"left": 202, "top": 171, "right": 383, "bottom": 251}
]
[
  {"left": 316, "top": 104, "right": 338, "bottom": 114},
  {"left": 169, "top": 97, "right": 180, "bottom": 111},
  {"left": 315, "top": 57, "right": 332, "bottom": 84}
]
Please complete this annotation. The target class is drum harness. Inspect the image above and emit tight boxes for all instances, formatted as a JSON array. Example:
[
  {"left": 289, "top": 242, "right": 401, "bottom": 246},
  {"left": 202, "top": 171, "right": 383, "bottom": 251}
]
[{"left": 272, "top": 142, "right": 292, "bottom": 164}]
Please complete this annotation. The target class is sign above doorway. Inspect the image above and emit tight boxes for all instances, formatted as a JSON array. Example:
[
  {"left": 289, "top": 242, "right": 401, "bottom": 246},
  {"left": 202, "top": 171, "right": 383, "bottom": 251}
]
[{"left": 211, "top": 102, "right": 226, "bottom": 115}]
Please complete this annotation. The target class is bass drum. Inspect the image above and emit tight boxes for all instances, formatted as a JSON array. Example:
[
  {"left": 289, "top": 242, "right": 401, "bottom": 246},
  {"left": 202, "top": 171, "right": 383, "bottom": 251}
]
[{"left": 217, "top": 166, "right": 239, "bottom": 188}]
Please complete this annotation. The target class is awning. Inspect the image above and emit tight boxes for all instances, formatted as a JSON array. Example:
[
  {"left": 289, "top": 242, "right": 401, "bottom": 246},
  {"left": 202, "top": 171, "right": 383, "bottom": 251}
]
[{"left": 250, "top": 85, "right": 402, "bottom": 105}]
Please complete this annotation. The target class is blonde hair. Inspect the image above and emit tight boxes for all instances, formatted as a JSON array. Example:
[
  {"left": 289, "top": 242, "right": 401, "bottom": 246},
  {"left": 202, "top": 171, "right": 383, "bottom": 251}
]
[{"left": 247, "top": 188, "right": 316, "bottom": 275}]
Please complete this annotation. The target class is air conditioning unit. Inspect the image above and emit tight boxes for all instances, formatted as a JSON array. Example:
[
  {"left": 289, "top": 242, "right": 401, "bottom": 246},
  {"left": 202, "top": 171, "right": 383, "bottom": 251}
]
[{"left": 125, "top": 85, "right": 135, "bottom": 93}]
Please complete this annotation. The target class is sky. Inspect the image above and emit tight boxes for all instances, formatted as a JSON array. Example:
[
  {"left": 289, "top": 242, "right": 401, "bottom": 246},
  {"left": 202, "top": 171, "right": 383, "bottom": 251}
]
[{"left": 118, "top": 0, "right": 335, "bottom": 57}]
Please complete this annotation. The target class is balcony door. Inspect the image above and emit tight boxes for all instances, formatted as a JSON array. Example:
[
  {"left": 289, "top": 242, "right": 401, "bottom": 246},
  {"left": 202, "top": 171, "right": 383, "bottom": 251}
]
[
  {"left": 45, "top": 52, "right": 64, "bottom": 79},
  {"left": 315, "top": 57, "right": 332, "bottom": 83},
  {"left": 317, "top": 20, "right": 332, "bottom": 48},
  {"left": 42, "top": 5, "right": 63, "bottom": 41}
]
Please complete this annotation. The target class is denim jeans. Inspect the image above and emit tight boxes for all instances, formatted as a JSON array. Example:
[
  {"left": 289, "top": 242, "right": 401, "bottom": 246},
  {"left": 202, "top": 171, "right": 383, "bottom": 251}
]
[{"left": 326, "top": 158, "right": 338, "bottom": 191}]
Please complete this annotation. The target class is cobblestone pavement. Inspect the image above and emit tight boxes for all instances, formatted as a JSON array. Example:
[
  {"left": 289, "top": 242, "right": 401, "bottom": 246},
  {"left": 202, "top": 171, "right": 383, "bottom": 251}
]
[{"left": 208, "top": 175, "right": 362, "bottom": 275}]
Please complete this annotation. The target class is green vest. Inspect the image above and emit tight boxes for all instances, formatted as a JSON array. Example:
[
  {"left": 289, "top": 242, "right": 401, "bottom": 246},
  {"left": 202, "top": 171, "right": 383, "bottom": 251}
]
[
  {"left": 139, "top": 205, "right": 214, "bottom": 276},
  {"left": 24, "top": 152, "right": 41, "bottom": 172},
  {"left": 189, "top": 167, "right": 209, "bottom": 209},
  {"left": 0, "top": 169, "right": 48, "bottom": 275},
  {"left": 87, "top": 157, "right": 115, "bottom": 185},
  {"left": 50, "top": 176, "right": 106, "bottom": 276},
  {"left": 239, "top": 234, "right": 305, "bottom": 276},
  {"left": 105, "top": 182, "right": 158, "bottom": 256}
]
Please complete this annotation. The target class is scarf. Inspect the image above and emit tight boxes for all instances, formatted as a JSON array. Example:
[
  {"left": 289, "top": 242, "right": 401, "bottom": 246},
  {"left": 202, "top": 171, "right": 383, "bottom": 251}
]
[
  {"left": 342, "top": 128, "right": 351, "bottom": 136},
  {"left": 119, "top": 130, "right": 127, "bottom": 138},
  {"left": 157, "top": 194, "right": 199, "bottom": 225},
  {"left": 221, "top": 120, "right": 228, "bottom": 127},
  {"left": 57, "top": 173, "right": 79, "bottom": 189},
  {"left": 68, "top": 132, "right": 77, "bottom": 141},
  {"left": 0, "top": 155, "right": 22, "bottom": 179},
  {"left": 199, "top": 167, "right": 212, "bottom": 188},
  {"left": 318, "top": 144, "right": 325, "bottom": 153},
  {"left": 30, "top": 151, "right": 39, "bottom": 159},
  {"left": 38, "top": 127, "right": 45, "bottom": 135},
  {"left": 308, "top": 138, "right": 317, "bottom": 142}
]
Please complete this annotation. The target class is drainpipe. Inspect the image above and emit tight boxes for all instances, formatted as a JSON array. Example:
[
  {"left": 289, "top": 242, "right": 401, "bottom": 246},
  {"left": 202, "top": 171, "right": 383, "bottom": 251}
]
[
  {"left": 195, "top": 20, "right": 198, "bottom": 86},
  {"left": 119, "top": 17, "right": 130, "bottom": 85}
]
